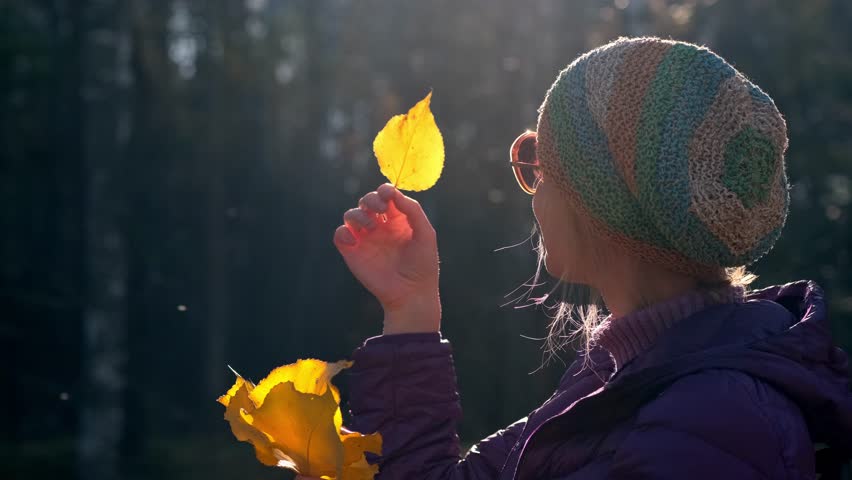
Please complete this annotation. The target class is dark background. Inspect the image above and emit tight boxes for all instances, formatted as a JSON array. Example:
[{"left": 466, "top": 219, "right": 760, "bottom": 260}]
[{"left": 2, "top": 0, "right": 850, "bottom": 479}]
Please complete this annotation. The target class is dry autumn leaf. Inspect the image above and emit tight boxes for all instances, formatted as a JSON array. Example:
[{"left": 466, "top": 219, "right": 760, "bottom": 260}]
[
  {"left": 373, "top": 91, "right": 444, "bottom": 191},
  {"left": 218, "top": 359, "right": 382, "bottom": 480}
]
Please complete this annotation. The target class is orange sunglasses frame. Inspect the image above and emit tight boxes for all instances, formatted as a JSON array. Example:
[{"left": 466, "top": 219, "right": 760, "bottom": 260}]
[{"left": 509, "top": 131, "right": 541, "bottom": 195}]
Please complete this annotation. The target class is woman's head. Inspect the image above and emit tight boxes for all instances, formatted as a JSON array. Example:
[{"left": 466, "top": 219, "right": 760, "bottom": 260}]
[
  {"left": 513, "top": 36, "right": 789, "bottom": 285},
  {"left": 510, "top": 37, "right": 788, "bottom": 358}
]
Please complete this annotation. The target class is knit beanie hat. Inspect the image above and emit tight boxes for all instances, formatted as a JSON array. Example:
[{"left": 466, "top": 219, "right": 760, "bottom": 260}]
[{"left": 536, "top": 37, "right": 789, "bottom": 276}]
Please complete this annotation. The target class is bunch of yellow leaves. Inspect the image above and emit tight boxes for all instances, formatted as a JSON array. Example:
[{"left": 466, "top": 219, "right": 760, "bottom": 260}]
[{"left": 218, "top": 359, "right": 382, "bottom": 480}]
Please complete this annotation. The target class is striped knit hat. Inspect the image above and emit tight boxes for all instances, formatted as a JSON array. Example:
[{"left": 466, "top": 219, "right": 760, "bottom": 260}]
[{"left": 536, "top": 37, "right": 789, "bottom": 275}]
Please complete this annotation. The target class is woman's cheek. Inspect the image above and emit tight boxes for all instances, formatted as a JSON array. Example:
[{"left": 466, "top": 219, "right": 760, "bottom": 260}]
[{"left": 532, "top": 202, "right": 559, "bottom": 276}]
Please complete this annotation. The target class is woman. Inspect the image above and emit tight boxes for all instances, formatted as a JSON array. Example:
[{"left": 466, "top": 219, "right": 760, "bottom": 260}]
[{"left": 320, "top": 37, "right": 852, "bottom": 479}]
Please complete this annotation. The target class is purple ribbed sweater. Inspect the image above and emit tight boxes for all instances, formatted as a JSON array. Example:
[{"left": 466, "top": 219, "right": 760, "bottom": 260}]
[{"left": 593, "top": 286, "right": 746, "bottom": 371}]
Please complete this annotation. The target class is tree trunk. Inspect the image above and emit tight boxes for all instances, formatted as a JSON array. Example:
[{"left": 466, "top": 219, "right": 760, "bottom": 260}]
[
  {"left": 200, "top": 0, "right": 232, "bottom": 404},
  {"left": 78, "top": 0, "right": 133, "bottom": 478},
  {"left": 286, "top": 0, "right": 340, "bottom": 349}
]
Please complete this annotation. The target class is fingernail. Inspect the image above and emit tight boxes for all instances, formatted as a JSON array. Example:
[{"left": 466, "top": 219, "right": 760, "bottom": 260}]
[
  {"left": 378, "top": 187, "right": 394, "bottom": 200},
  {"left": 340, "top": 228, "right": 356, "bottom": 245}
]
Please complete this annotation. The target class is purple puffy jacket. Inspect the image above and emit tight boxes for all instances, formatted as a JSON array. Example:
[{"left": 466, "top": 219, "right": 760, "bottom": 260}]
[{"left": 346, "top": 281, "right": 852, "bottom": 479}]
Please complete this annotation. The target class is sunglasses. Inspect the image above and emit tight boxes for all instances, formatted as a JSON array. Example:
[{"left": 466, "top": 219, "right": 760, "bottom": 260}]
[{"left": 509, "top": 131, "right": 541, "bottom": 195}]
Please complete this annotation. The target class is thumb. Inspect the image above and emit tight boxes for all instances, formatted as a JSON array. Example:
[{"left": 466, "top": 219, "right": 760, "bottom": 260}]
[{"left": 377, "top": 184, "right": 435, "bottom": 240}]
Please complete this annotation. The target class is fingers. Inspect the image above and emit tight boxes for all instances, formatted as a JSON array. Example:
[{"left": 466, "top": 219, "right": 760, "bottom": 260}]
[
  {"left": 333, "top": 194, "right": 384, "bottom": 249},
  {"left": 333, "top": 224, "right": 357, "bottom": 247},
  {"left": 343, "top": 207, "right": 378, "bottom": 232},
  {"left": 333, "top": 184, "right": 435, "bottom": 249},
  {"left": 358, "top": 191, "right": 388, "bottom": 214},
  {"left": 377, "top": 184, "right": 435, "bottom": 239}
]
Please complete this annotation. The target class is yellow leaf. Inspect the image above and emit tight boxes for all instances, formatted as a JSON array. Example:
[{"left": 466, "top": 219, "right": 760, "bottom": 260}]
[
  {"left": 218, "top": 359, "right": 382, "bottom": 479},
  {"left": 373, "top": 91, "right": 444, "bottom": 191}
]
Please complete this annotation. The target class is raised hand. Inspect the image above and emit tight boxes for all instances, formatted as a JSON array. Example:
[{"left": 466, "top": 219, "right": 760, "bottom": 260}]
[{"left": 333, "top": 184, "right": 441, "bottom": 335}]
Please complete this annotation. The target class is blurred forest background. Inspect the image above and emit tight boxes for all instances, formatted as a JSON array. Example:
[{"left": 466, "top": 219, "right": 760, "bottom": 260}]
[{"left": 2, "top": 0, "right": 851, "bottom": 478}]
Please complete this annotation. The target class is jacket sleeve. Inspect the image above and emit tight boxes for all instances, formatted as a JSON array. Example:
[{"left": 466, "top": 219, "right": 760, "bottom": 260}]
[
  {"left": 346, "top": 332, "right": 525, "bottom": 479},
  {"left": 607, "top": 370, "right": 813, "bottom": 480}
]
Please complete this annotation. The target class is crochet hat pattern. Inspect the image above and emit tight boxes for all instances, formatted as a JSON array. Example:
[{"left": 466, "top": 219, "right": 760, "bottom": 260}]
[{"left": 536, "top": 37, "right": 790, "bottom": 275}]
